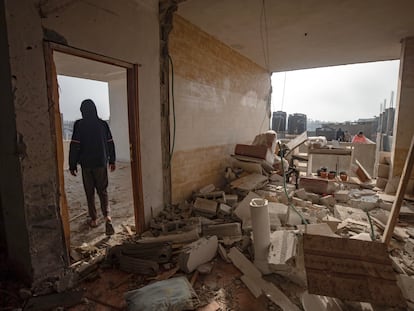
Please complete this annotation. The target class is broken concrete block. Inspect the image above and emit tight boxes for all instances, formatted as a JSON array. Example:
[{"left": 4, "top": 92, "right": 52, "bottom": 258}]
[
  {"left": 334, "top": 205, "right": 368, "bottom": 222},
  {"left": 301, "top": 291, "right": 344, "bottom": 311},
  {"left": 235, "top": 144, "right": 268, "bottom": 160},
  {"left": 298, "top": 223, "right": 338, "bottom": 237},
  {"left": 228, "top": 247, "right": 262, "bottom": 278},
  {"left": 232, "top": 159, "right": 263, "bottom": 175},
  {"left": 352, "top": 159, "right": 372, "bottom": 182},
  {"left": 268, "top": 202, "right": 288, "bottom": 222},
  {"left": 240, "top": 275, "right": 262, "bottom": 298},
  {"left": 230, "top": 173, "right": 268, "bottom": 192},
  {"left": 234, "top": 191, "right": 260, "bottom": 222},
  {"left": 193, "top": 198, "right": 217, "bottom": 216},
  {"left": 286, "top": 209, "right": 303, "bottom": 226},
  {"left": 195, "top": 191, "right": 225, "bottom": 201},
  {"left": 199, "top": 184, "right": 216, "bottom": 194},
  {"left": 350, "top": 232, "right": 372, "bottom": 241},
  {"left": 306, "top": 192, "right": 320, "bottom": 204},
  {"left": 124, "top": 277, "right": 198, "bottom": 311},
  {"left": 334, "top": 190, "right": 349, "bottom": 203},
  {"left": 217, "top": 203, "right": 232, "bottom": 216},
  {"left": 349, "top": 193, "right": 379, "bottom": 211},
  {"left": 217, "top": 243, "right": 230, "bottom": 263},
  {"left": 202, "top": 223, "right": 242, "bottom": 240},
  {"left": 224, "top": 194, "right": 238, "bottom": 206},
  {"left": 320, "top": 195, "right": 335, "bottom": 207},
  {"left": 295, "top": 188, "right": 308, "bottom": 200},
  {"left": 268, "top": 230, "right": 297, "bottom": 272},
  {"left": 140, "top": 228, "right": 200, "bottom": 244},
  {"left": 292, "top": 197, "right": 306, "bottom": 207},
  {"left": 397, "top": 274, "right": 414, "bottom": 302},
  {"left": 299, "top": 177, "right": 336, "bottom": 194},
  {"left": 179, "top": 236, "right": 218, "bottom": 273},
  {"left": 321, "top": 215, "right": 341, "bottom": 232}
]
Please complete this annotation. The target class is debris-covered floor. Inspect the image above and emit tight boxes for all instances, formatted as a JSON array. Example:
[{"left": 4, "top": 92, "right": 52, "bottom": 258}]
[{"left": 2, "top": 131, "right": 414, "bottom": 310}]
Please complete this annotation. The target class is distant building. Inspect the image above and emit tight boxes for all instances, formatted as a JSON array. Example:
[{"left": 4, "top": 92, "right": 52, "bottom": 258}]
[
  {"left": 271, "top": 111, "right": 287, "bottom": 132},
  {"left": 288, "top": 113, "right": 307, "bottom": 135}
]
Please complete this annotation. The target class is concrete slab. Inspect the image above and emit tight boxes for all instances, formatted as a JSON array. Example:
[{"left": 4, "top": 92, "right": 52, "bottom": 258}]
[
  {"left": 268, "top": 230, "right": 297, "bottom": 272},
  {"left": 178, "top": 236, "right": 218, "bottom": 273}
]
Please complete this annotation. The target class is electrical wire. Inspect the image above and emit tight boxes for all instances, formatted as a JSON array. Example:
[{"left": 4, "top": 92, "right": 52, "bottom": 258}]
[
  {"left": 168, "top": 54, "right": 176, "bottom": 166},
  {"left": 365, "top": 210, "right": 376, "bottom": 241},
  {"left": 259, "top": 0, "right": 270, "bottom": 71},
  {"left": 278, "top": 142, "right": 308, "bottom": 225}
]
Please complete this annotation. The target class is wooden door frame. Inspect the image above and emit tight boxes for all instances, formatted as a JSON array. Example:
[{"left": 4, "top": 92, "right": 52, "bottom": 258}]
[{"left": 44, "top": 42, "right": 145, "bottom": 257}]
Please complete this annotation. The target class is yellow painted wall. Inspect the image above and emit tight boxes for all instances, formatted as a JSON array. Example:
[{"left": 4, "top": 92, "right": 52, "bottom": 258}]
[{"left": 169, "top": 15, "right": 271, "bottom": 203}]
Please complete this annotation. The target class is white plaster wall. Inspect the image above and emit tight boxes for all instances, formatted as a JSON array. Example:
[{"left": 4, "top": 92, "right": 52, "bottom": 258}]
[
  {"left": 41, "top": 0, "right": 163, "bottom": 224},
  {"left": 108, "top": 76, "right": 130, "bottom": 162},
  {"left": 173, "top": 76, "right": 269, "bottom": 151}
]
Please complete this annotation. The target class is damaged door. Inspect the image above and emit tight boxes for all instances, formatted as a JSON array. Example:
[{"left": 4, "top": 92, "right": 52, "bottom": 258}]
[{"left": 44, "top": 42, "right": 144, "bottom": 259}]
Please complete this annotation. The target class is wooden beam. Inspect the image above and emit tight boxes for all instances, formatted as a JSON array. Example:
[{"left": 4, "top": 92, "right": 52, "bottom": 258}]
[{"left": 382, "top": 135, "right": 414, "bottom": 245}]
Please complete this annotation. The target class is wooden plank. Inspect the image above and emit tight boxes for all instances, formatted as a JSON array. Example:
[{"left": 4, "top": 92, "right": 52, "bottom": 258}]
[
  {"left": 303, "top": 234, "right": 405, "bottom": 307},
  {"left": 382, "top": 135, "right": 414, "bottom": 245},
  {"left": 43, "top": 42, "right": 70, "bottom": 261}
]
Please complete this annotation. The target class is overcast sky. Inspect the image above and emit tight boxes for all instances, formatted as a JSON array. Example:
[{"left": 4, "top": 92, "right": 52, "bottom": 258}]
[
  {"left": 271, "top": 60, "right": 400, "bottom": 122},
  {"left": 58, "top": 75, "right": 110, "bottom": 121}
]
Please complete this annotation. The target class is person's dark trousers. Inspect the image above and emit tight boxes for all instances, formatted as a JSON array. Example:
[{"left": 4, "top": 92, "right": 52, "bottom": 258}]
[{"left": 81, "top": 166, "right": 110, "bottom": 221}]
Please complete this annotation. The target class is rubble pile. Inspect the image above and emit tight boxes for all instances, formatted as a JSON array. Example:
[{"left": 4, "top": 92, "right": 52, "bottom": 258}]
[{"left": 12, "top": 131, "right": 414, "bottom": 310}]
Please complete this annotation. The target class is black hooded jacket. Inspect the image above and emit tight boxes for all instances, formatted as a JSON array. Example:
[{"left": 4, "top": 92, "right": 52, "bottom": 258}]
[{"left": 69, "top": 99, "right": 116, "bottom": 170}]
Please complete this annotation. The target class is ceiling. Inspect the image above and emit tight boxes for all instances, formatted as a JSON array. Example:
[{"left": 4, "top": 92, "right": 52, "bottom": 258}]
[{"left": 178, "top": 0, "right": 414, "bottom": 72}]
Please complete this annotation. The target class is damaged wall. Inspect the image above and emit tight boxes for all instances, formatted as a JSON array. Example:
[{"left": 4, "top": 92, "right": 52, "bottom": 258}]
[
  {"left": 3, "top": 0, "right": 163, "bottom": 283},
  {"left": 169, "top": 15, "right": 271, "bottom": 203},
  {"left": 393, "top": 36, "right": 414, "bottom": 186}
]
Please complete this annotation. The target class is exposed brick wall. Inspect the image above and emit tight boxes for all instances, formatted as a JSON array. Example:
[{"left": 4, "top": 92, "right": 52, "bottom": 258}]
[{"left": 169, "top": 15, "right": 271, "bottom": 203}]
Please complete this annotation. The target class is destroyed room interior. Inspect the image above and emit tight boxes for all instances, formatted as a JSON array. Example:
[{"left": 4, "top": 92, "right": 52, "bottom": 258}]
[{"left": 3, "top": 0, "right": 414, "bottom": 310}]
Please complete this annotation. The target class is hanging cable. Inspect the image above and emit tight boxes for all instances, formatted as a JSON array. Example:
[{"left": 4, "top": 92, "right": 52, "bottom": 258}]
[
  {"left": 278, "top": 142, "right": 308, "bottom": 225},
  {"left": 168, "top": 54, "right": 176, "bottom": 166}
]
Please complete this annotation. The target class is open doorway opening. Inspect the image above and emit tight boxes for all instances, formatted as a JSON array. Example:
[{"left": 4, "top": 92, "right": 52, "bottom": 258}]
[{"left": 44, "top": 43, "right": 144, "bottom": 260}]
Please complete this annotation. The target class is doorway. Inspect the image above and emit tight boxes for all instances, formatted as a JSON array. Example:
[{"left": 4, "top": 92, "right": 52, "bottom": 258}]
[{"left": 44, "top": 42, "right": 144, "bottom": 259}]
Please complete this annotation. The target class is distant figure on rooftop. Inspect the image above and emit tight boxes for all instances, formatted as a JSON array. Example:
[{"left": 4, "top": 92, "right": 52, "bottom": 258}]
[
  {"left": 336, "top": 128, "right": 345, "bottom": 141},
  {"left": 344, "top": 130, "right": 352, "bottom": 142},
  {"left": 352, "top": 131, "right": 368, "bottom": 143}
]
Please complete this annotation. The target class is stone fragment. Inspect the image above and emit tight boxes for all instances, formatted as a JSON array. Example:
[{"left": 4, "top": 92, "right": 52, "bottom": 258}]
[
  {"left": 321, "top": 215, "right": 341, "bottom": 232},
  {"left": 306, "top": 192, "right": 320, "bottom": 204},
  {"left": 199, "top": 184, "right": 216, "bottom": 194},
  {"left": 179, "top": 236, "right": 218, "bottom": 273},
  {"left": 230, "top": 173, "right": 268, "bottom": 192},
  {"left": 225, "top": 194, "right": 238, "bottom": 206}
]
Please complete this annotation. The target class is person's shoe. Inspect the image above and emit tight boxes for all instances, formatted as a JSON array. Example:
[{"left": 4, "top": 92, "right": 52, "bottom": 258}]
[
  {"left": 87, "top": 219, "right": 98, "bottom": 228},
  {"left": 105, "top": 221, "right": 115, "bottom": 236}
]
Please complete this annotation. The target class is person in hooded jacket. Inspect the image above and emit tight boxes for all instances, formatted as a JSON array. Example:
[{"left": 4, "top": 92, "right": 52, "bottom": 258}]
[{"left": 69, "top": 99, "right": 116, "bottom": 235}]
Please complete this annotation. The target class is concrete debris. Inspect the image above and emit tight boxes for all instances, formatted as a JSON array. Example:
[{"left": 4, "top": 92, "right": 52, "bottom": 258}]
[
  {"left": 124, "top": 277, "right": 199, "bottom": 311},
  {"left": 199, "top": 184, "right": 216, "bottom": 194},
  {"left": 42, "top": 133, "right": 414, "bottom": 310},
  {"left": 230, "top": 173, "right": 268, "bottom": 192},
  {"left": 202, "top": 223, "right": 242, "bottom": 240},
  {"left": 233, "top": 191, "right": 260, "bottom": 222},
  {"left": 193, "top": 198, "right": 218, "bottom": 216},
  {"left": 320, "top": 195, "right": 336, "bottom": 207},
  {"left": 179, "top": 236, "right": 218, "bottom": 273},
  {"left": 267, "top": 230, "right": 297, "bottom": 272}
]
